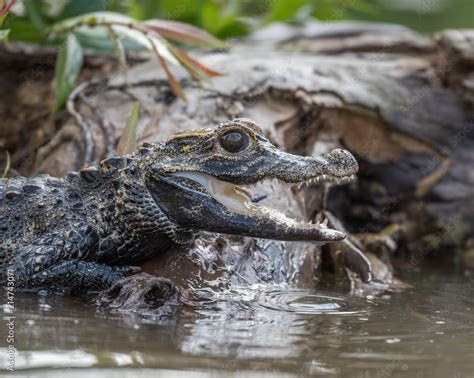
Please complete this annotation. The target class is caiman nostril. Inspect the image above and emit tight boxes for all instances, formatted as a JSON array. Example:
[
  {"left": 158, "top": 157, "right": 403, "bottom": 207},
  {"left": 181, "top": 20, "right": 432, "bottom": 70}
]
[{"left": 325, "top": 148, "right": 359, "bottom": 177}]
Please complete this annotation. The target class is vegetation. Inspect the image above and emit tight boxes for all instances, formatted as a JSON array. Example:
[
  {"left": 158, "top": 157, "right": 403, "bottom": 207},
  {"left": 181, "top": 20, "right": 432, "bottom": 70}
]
[
  {"left": 0, "top": 0, "right": 471, "bottom": 111},
  {"left": 0, "top": 0, "right": 371, "bottom": 111}
]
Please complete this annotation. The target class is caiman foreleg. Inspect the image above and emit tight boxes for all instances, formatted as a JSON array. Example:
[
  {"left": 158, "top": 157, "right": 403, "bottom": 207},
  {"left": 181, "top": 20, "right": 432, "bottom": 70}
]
[{"left": 6, "top": 225, "right": 137, "bottom": 294}]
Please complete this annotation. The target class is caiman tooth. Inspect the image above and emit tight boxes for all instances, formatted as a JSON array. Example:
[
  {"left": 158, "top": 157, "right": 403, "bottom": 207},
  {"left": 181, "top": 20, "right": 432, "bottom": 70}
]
[{"left": 321, "top": 218, "right": 328, "bottom": 228}]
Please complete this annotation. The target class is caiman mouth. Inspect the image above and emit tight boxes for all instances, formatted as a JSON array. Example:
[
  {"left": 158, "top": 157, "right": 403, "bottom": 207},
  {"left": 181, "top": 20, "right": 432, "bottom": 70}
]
[{"left": 171, "top": 171, "right": 355, "bottom": 236}]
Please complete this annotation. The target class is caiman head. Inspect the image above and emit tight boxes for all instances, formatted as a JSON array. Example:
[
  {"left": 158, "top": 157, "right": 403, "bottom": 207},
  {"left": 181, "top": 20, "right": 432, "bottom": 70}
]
[{"left": 142, "top": 119, "right": 358, "bottom": 244}]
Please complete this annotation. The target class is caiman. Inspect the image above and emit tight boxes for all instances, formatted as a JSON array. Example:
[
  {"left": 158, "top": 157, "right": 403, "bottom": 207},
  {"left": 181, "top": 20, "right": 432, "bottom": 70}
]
[{"left": 0, "top": 119, "right": 358, "bottom": 294}]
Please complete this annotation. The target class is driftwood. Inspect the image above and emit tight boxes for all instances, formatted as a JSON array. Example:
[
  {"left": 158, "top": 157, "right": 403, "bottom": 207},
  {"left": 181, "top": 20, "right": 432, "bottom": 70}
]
[{"left": 1, "top": 22, "right": 473, "bottom": 289}]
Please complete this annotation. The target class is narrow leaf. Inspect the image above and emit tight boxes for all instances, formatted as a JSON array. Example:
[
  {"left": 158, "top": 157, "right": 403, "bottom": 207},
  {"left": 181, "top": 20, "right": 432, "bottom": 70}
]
[
  {"left": 154, "top": 46, "right": 185, "bottom": 100},
  {"left": 54, "top": 33, "right": 83, "bottom": 112},
  {"left": 57, "top": 0, "right": 106, "bottom": 21},
  {"left": 263, "top": 0, "right": 308, "bottom": 24},
  {"left": 143, "top": 33, "right": 185, "bottom": 100},
  {"left": 0, "top": 28, "right": 9, "bottom": 40},
  {"left": 53, "top": 11, "right": 135, "bottom": 32},
  {"left": 169, "top": 45, "right": 223, "bottom": 78},
  {"left": 141, "top": 19, "right": 225, "bottom": 48},
  {"left": 117, "top": 102, "right": 140, "bottom": 155},
  {"left": 107, "top": 25, "right": 129, "bottom": 86},
  {"left": 24, "top": 0, "right": 46, "bottom": 30},
  {"left": 111, "top": 24, "right": 179, "bottom": 65},
  {"left": 1, "top": 151, "right": 10, "bottom": 178}
]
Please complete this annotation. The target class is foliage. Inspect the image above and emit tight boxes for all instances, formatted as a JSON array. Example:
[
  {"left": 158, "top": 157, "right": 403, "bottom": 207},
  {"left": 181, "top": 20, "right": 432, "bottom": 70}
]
[
  {"left": 54, "top": 33, "right": 83, "bottom": 111},
  {"left": 1, "top": 1, "right": 469, "bottom": 112},
  {"left": 2, "top": 1, "right": 377, "bottom": 44},
  {"left": 0, "top": 0, "right": 373, "bottom": 113},
  {"left": 1, "top": 1, "right": 226, "bottom": 110},
  {"left": 50, "top": 11, "right": 223, "bottom": 106}
]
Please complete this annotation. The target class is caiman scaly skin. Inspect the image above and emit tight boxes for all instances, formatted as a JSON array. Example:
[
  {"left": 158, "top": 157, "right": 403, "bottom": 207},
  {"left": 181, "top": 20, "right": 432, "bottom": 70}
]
[{"left": 0, "top": 119, "right": 358, "bottom": 294}]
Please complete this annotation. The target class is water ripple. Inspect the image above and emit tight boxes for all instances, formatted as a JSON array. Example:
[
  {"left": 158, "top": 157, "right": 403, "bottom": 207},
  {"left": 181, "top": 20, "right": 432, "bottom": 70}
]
[{"left": 256, "top": 288, "right": 370, "bottom": 316}]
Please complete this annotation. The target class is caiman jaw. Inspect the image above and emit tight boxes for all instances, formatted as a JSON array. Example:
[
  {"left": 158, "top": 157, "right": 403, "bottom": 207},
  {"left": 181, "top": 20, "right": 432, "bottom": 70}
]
[
  {"left": 147, "top": 118, "right": 359, "bottom": 243},
  {"left": 170, "top": 171, "right": 354, "bottom": 242}
]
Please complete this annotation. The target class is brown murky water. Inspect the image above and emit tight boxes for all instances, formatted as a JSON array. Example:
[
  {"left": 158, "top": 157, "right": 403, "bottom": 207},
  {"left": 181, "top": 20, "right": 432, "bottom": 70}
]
[{"left": 1, "top": 264, "right": 473, "bottom": 377}]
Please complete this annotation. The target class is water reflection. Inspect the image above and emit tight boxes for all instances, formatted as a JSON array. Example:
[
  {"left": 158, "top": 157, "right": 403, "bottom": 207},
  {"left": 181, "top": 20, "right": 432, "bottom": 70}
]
[{"left": 0, "top": 267, "right": 473, "bottom": 377}]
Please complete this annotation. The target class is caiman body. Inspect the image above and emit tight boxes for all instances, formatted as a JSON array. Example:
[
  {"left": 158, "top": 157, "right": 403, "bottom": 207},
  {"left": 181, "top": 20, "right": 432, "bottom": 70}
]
[{"left": 0, "top": 119, "right": 358, "bottom": 294}]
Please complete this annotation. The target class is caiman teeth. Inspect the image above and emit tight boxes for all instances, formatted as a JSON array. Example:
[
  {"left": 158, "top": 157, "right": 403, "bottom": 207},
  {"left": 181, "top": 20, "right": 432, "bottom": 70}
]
[
  {"left": 170, "top": 172, "right": 350, "bottom": 236},
  {"left": 291, "top": 173, "right": 356, "bottom": 189}
]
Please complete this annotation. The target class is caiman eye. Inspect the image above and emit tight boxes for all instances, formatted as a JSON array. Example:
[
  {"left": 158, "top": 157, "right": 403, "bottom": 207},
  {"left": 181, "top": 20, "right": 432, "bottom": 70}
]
[{"left": 219, "top": 131, "right": 248, "bottom": 153}]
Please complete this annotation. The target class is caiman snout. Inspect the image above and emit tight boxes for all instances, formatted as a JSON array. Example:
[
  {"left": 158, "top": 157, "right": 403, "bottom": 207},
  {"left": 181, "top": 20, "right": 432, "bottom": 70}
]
[
  {"left": 148, "top": 118, "right": 359, "bottom": 244},
  {"left": 324, "top": 148, "right": 358, "bottom": 177}
]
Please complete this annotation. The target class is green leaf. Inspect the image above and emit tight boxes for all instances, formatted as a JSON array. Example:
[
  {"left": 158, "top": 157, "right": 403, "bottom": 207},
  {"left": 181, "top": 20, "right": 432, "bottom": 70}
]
[
  {"left": 107, "top": 25, "right": 128, "bottom": 85},
  {"left": 117, "top": 102, "right": 140, "bottom": 155},
  {"left": 24, "top": 0, "right": 47, "bottom": 30},
  {"left": 200, "top": 1, "right": 249, "bottom": 39},
  {"left": 73, "top": 29, "right": 117, "bottom": 51},
  {"left": 128, "top": 0, "right": 160, "bottom": 20},
  {"left": 212, "top": 18, "right": 250, "bottom": 39},
  {"left": 201, "top": 1, "right": 221, "bottom": 35},
  {"left": 0, "top": 28, "right": 9, "bottom": 41},
  {"left": 263, "top": 0, "right": 309, "bottom": 24},
  {"left": 56, "top": 0, "right": 106, "bottom": 20},
  {"left": 52, "top": 11, "right": 135, "bottom": 32},
  {"left": 111, "top": 24, "right": 179, "bottom": 64},
  {"left": 4, "top": 18, "right": 44, "bottom": 44},
  {"left": 54, "top": 33, "right": 83, "bottom": 112},
  {"left": 312, "top": 0, "right": 375, "bottom": 20},
  {"left": 160, "top": 0, "right": 200, "bottom": 22},
  {"left": 53, "top": 12, "right": 178, "bottom": 63}
]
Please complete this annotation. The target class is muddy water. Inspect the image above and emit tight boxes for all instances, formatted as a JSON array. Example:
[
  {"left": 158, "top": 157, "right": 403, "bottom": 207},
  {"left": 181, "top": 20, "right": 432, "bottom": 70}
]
[{"left": 1, "top": 264, "right": 473, "bottom": 377}]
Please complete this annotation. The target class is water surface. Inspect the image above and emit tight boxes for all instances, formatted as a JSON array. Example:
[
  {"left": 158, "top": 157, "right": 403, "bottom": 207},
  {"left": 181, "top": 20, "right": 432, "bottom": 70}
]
[{"left": 1, "top": 264, "right": 473, "bottom": 377}]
